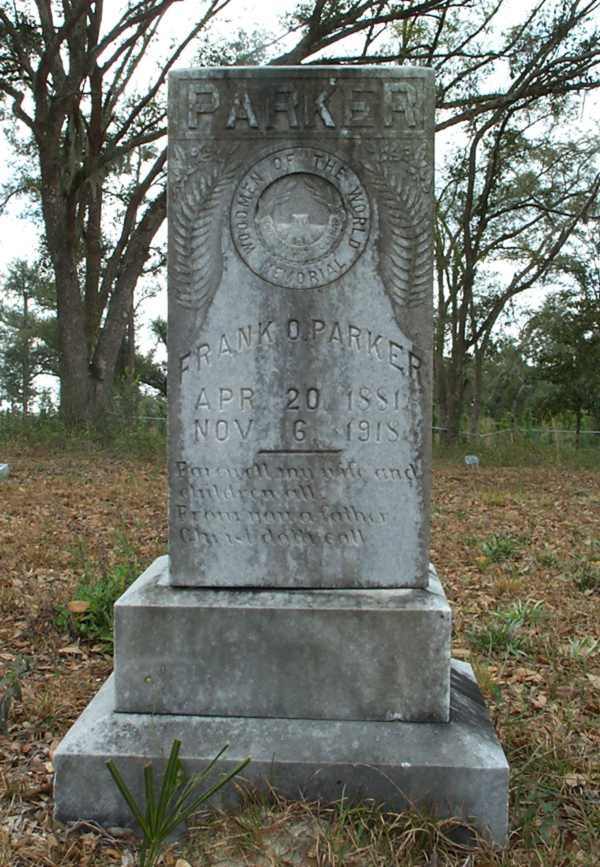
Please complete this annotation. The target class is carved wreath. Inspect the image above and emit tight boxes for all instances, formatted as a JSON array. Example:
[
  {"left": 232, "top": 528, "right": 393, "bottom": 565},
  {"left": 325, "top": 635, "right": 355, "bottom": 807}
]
[
  {"left": 362, "top": 158, "right": 432, "bottom": 319},
  {"left": 172, "top": 155, "right": 239, "bottom": 314}
]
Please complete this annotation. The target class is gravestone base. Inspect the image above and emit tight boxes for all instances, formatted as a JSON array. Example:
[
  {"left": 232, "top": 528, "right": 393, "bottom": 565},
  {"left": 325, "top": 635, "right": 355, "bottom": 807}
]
[
  {"left": 54, "top": 662, "right": 508, "bottom": 846},
  {"left": 114, "top": 557, "right": 451, "bottom": 722}
]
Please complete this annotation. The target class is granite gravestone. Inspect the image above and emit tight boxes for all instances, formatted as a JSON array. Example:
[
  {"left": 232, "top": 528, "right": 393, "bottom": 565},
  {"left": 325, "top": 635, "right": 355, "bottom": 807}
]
[
  {"left": 53, "top": 67, "right": 509, "bottom": 846},
  {"left": 168, "top": 68, "right": 433, "bottom": 589}
]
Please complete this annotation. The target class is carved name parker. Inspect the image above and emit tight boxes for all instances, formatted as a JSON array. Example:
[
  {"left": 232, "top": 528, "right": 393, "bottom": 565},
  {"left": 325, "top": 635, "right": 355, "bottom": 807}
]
[{"left": 170, "top": 73, "right": 425, "bottom": 138}]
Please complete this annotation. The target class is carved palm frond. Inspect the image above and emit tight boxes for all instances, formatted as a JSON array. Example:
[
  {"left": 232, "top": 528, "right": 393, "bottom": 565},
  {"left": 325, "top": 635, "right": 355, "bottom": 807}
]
[
  {"left": 172, "top": 160, "right": 239, "bottom": 315},
  {"left": 364, "top": 163, "right": 431, "bottom": 316}
]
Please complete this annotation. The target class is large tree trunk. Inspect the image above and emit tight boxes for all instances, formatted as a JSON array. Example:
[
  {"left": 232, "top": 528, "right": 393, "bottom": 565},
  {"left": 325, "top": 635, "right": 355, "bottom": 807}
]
[
  {"left": 37, "top": 131, "right": 166, "bottom": 426},
  {"left": 21, "top": 291, "right": 30, "bottom": 416},
  {"left": 437, "top": 350, "right": 467, "bottom": 445},
  {"left": 89, "top": 187, "right": 167, "bottom": 417},
  {"left": 443, "top": 390, "right": 464, "bottom": 445},
  {"left": 39, "top": 165, "right": 95, "bottom": 425},
  {"left": 435, "top": 366, "right": 465, "bottom": 446},
  {"left": 469, "top": 353, "right": 483, "bottom": 441},
  {"left": 116, "top": 305, "right": 136, "bottom": 384}
]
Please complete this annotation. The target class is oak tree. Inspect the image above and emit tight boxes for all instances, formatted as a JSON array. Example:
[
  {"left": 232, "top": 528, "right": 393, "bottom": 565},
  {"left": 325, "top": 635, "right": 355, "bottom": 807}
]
[
  {"left": 1, "top": 0, "right": 600, "bottom": 429},
  {"left": 0, "top": 0, "right": 233, "bottom": 424}
]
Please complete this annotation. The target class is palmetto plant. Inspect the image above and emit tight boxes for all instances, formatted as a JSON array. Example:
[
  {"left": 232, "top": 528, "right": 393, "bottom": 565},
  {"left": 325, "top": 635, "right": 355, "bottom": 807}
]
[{"left": 107, "top": 739, "right": 250, "bottom": 867}]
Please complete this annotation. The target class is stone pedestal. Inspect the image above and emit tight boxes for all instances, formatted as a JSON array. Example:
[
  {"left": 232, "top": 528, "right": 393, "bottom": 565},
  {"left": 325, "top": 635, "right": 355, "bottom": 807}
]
[
  {"left": 54, "top": 555, "right": 509, "bottom": 845},
  {"left": 114, "top": 557, "right": 451, "bottom": 722},
  {"left": 54, "top": 65, "right": 508, "bottom": 847}
]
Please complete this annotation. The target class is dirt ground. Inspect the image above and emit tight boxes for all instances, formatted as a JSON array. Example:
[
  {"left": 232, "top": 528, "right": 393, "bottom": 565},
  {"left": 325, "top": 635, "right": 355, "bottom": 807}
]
[{"left": 0, "top": 446, "right": 598, "bottom": 865}]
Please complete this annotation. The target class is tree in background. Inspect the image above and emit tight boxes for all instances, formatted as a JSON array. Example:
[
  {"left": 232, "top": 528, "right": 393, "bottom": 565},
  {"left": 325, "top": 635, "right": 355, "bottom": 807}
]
[
  {"left": 476, "top": 336, "right": 535, "bottom": 430},
  {"left": 0, "top": 259, "right": 57, "bottom": 414},
  {"left": 135, "top": 317, "right": 168, "bottom": 398},
  {"left": 1, "top": 0, "right": 600, "bottom": 428},
  {"left": 0, "top": 0, "right": 466, "bottom": 426},
  {"left": 523, "top": 230, "right": 600, "bottom": 445},
  {"left": 0, "top": 0, "right": 233, "bottom": 425},
  {"left": 435, "top": 125, "right": 599, "bottom": 442}
]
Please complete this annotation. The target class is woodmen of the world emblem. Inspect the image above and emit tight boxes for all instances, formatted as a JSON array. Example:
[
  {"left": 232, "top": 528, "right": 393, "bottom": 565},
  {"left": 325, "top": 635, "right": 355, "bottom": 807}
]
[{"left": 230, "top": 147, "right": 370, "bottom": 289}]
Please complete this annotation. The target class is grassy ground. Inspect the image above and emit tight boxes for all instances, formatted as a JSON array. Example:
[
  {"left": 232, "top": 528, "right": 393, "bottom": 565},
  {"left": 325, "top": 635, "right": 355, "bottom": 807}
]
[{"left": 0, "top": 444, "right": 599, "bottom": 866}]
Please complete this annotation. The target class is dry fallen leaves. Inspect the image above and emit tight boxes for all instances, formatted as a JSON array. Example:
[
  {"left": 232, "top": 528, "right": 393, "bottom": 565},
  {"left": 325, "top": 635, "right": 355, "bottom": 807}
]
[
  {"left": 67, "top": 600, "right": 91, "bottom": 614},
  {"left": 564, "top": 773, "right": 588, "bottom": 788},
  {"left": 0, "top": 451, "right": 598, "bottom": 866},
  {"left": 58, "top": 645, "right": 85, "bottom": 655}
]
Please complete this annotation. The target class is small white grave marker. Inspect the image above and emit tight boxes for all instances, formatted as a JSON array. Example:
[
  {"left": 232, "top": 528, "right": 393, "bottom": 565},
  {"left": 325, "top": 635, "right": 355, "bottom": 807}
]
[{"left": 464, "top": 454, "right": 480, "bottom": 468}]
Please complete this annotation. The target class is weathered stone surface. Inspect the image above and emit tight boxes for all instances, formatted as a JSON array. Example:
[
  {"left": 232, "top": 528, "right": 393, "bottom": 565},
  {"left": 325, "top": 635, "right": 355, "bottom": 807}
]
[
  {"left": 54, "top": 663, "right": 509, "bottom": 846},
  {"left": 168, "top": 67, "right": 435, "bottom": 588},
  {"left": 114, "top": 556, "right": 451, "bottom": 722}
]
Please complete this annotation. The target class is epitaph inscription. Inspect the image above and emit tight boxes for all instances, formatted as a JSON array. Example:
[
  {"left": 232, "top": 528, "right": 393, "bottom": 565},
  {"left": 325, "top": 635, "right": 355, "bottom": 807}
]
[{"left": 168, "top": 67, "right": 434, "bottom": 588}]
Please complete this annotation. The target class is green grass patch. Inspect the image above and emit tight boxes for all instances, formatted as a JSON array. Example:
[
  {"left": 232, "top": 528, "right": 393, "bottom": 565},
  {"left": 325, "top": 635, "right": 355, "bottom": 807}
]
[
  {"left": 480, "top": 532, "right": 524, "bottom": 563},
  {"left": 55, "top": 533, "right": 142, "bottom": 649},
  {"left": 468, "top": 600, "right": 544, "bottom": 658},
  {"left": 564, "top": 636, "right": 599, "bottom": 659},
  {"left": 536, "top": 546, "right": 560, "bottom": 568},
  {"left": 468, "top": 621, "right": 532, "bottom": 658},
  {"left": 568, "top": 541, "right": 600, "bottom": 592}
]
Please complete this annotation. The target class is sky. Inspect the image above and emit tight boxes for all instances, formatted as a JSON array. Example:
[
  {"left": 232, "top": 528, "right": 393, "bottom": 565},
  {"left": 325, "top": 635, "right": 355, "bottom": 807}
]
[
  {"left": 0, "top": 0, "right": 296, "bottom": 266},
  {"left": 0, "top": 0, "right": 598, "bottom": 372},
  {"left": 0, "top": 0, "right": 300, "bottom": 360}
]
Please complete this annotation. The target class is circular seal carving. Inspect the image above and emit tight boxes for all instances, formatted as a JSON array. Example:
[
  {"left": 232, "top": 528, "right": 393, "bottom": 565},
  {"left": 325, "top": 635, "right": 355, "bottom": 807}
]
[{"left": 230, "top": 147, "right": 370, "bottom": 289}]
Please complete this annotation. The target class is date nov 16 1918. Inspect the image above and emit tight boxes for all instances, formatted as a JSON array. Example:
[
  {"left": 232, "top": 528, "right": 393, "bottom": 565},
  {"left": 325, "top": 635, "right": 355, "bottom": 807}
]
[{"left": 191, "top": 385, "right": 408, "bottom": 444}]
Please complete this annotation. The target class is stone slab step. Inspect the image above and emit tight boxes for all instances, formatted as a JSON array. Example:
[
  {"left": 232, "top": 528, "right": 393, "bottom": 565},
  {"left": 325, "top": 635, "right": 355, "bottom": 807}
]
[
  {"left": 54, "top": 662, "right": 508, "bottom": 846},
  {"left": 114, "top": 556, "right": 451, "bottom": 722}
]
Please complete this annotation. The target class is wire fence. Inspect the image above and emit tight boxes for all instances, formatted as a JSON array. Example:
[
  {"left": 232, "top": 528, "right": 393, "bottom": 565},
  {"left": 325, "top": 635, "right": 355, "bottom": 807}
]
[
  {"left": 432, "top": 426, "right": 600, "bottom": 449},
  {"left": 2, "top": 410, "right": 599, "bottom": 449},
  {"left": 433, "top": 426, "right": 600, "bottom": 435},
  {"left": 123, "top": 418, "right": 600, "bottom": 449}
]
